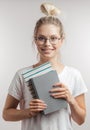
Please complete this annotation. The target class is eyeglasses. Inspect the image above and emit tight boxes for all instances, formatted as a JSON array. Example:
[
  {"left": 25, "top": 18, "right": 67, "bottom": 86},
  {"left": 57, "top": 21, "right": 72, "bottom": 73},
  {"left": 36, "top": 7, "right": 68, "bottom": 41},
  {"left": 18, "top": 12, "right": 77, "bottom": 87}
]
[{"left": 35, "top": 36, "right": 61, "bottom": 45}]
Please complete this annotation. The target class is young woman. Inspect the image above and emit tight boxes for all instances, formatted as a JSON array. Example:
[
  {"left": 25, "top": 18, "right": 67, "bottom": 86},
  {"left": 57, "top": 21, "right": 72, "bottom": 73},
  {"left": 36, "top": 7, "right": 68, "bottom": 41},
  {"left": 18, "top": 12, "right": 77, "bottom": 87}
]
[{"left": 3, "top": 3, "right": 87, "bottom": 130}]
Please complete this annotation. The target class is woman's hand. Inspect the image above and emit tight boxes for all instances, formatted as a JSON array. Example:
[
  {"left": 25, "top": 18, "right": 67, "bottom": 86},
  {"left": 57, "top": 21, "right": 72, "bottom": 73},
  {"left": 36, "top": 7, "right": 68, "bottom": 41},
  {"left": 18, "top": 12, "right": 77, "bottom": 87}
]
[
  {"left": 50, "top": 83, "right": 86, "bottom": 125},
  {"left": 29, "top": 99, "right": 47, "bottom": 117},
  {"left": 50, "top": 83, "right": 74, "bottom": 104}
]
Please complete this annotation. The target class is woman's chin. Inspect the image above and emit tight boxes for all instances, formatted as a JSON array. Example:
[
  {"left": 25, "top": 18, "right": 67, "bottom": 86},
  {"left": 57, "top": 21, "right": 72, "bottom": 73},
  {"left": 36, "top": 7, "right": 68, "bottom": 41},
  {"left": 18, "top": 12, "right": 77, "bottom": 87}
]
[
  {"left": 41, "top": 53, "right": 54, "bottom": 59},
  {"left": 39, "top": 49, "right": 56, "bottom": 59}
]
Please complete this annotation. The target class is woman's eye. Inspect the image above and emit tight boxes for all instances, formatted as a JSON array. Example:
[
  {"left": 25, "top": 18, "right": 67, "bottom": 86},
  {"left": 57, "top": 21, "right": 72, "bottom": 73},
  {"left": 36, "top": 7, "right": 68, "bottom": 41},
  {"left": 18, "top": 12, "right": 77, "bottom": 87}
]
[
  {"left": 51, "top": 37, "right": 57, "bottom": 40},
  {"left": 38, "top": 37, "right": 45, "bottom": 41}
]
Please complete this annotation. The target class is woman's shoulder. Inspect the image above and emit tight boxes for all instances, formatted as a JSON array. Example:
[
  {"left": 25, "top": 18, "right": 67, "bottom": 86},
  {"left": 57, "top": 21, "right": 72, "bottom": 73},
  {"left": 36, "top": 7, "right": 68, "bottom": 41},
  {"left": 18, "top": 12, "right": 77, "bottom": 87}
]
[
  {"left": 64, "top": 66, "right": 81, "bottom": 77},
  {"left": 16, "top": 65, "right": 33, "bottom": 76}
]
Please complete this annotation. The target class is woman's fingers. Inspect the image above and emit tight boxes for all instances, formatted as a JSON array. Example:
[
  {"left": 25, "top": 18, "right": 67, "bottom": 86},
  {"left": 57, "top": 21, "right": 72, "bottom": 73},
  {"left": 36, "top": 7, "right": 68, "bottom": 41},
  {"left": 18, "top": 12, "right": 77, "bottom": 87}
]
[
  {"left": 50, "top": 82, "right": 72, "bottom": 102},
  {"left": 29, "top": 99, "right": 47, "bottom": 112},
  {"left": 50, "top": 87, "right": 66, "bottom": 92},
  {"left": 51, "top": 92, "right": 67, "bottom": 98},
  {"left": 30, "top": 103, "right": 47, "bottom": 110},
  {"left": 30, "top": 99, "right": 45, "bottom": 103}
]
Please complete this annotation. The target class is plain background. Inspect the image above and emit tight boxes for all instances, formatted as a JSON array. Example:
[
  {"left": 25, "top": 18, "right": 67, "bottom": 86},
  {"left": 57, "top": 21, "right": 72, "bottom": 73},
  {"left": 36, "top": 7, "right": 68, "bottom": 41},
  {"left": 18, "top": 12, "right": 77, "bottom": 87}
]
[{"left": 0, "top": 0, "right": 90, "bottom": 130}]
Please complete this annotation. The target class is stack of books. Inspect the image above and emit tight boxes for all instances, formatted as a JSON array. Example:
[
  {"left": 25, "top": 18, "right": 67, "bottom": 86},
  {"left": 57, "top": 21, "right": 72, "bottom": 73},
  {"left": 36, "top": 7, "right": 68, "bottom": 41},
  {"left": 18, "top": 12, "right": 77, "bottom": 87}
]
[{"left": 22, "top": 62, "right": 67, "bottom": 115}]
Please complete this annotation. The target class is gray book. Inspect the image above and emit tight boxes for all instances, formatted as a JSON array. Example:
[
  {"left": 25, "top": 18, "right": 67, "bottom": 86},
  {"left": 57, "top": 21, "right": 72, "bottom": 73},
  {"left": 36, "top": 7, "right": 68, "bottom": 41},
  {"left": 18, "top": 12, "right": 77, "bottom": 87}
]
[{"left": 29, "top": 70, "right": 67, "bottom": 115}]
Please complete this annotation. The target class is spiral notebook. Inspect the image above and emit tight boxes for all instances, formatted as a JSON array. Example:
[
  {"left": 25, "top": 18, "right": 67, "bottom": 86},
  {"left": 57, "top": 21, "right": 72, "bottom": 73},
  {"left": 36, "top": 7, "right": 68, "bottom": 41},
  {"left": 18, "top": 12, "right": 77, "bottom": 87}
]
[
  {"left": 28, "top": 70, "right": 67, "bottom": 115},
  {"left": 22, "top": 62, "right": 67, "bottom": 115}
]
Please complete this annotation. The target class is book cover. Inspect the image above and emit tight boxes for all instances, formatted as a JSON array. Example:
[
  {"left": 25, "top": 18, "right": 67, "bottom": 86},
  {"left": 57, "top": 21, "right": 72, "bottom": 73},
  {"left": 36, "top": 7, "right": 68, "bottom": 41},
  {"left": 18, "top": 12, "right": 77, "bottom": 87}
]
[
  {"left": 29, "top": 70, "right": 67, "bottom": 115},
  {"left": 22, "top": 62, "right": 53, "bottom": 82}
]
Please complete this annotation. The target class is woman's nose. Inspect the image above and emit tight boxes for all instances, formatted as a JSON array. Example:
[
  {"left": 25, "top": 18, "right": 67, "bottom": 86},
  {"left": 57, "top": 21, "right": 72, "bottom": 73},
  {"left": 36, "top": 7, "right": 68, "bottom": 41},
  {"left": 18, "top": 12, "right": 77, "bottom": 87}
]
[{"left": 44, "top": 38, "right": 51, "bottom": 46}]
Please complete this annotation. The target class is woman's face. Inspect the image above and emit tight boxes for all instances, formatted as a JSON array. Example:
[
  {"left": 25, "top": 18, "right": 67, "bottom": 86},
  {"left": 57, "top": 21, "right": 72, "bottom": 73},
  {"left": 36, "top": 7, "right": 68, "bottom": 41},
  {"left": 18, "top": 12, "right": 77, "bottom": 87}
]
[{"left": 35, "top": 24, "right": 63, "bottom": 60}]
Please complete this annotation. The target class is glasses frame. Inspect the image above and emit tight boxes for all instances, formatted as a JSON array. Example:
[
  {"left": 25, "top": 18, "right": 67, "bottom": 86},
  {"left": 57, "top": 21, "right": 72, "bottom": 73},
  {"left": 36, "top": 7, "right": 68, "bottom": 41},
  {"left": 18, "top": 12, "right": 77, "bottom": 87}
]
[{"left": 35, "top": 35, "right": 61, "bottom": 45}]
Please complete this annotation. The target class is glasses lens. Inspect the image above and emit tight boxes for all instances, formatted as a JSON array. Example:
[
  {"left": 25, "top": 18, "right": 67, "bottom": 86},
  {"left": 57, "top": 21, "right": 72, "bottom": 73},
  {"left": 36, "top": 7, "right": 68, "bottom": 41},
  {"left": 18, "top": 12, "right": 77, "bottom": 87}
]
[
  {"left": 36, "top": 36, "right": 60, "bottom": 45},
  {"left": 38, "top": 36, "right": 46, "bottom": 43},
  {"left": 50, "top": 37, "right": 58, "bottom": 43}
]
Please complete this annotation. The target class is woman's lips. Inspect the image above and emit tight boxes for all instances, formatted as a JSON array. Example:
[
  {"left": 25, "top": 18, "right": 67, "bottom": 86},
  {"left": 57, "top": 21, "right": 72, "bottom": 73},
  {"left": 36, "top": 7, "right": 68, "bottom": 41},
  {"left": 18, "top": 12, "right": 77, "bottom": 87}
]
[
  {"left": 41, "top": 48, "right": 54, "bottom": 51},
  {"left": 41, "top": 48, "right": 53, "bottom": 53}
]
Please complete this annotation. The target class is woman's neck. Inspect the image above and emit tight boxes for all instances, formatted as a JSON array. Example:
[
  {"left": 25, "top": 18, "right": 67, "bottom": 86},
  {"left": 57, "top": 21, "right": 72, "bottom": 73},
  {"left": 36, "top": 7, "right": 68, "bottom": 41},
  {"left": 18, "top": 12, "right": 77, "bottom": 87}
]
[{"left": 34, "top": 58, "right": 64, "bottom": 74}]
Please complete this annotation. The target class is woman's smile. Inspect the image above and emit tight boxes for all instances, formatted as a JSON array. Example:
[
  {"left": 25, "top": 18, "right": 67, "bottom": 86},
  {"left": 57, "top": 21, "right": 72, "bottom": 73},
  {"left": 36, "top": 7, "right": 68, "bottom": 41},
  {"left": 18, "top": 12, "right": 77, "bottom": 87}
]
[{"left": 41, "top": 48, "right": 54, "bottom": 52}]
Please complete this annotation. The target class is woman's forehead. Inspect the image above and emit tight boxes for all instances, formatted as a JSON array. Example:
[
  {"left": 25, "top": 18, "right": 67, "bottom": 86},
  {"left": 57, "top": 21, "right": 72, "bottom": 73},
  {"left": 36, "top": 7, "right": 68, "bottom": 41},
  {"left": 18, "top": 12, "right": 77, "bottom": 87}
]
[{"left": 37, "top": 24, "right": 60, "bottom": 36}]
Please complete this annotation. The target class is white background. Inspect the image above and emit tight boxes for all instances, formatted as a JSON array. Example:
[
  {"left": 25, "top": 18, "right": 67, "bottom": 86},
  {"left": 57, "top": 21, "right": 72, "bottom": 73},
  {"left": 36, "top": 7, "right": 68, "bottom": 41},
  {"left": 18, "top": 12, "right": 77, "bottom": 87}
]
[{"left": 0, "top": 0, "right": 90, "bottom": 130}]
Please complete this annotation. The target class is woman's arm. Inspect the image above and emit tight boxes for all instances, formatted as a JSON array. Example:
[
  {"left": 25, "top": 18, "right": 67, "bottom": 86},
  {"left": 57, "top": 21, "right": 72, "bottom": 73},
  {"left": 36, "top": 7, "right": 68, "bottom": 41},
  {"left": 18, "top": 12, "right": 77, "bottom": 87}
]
[
  {"left": 2, "top": 94, "right": 32, "bottom": 121},
  {"left": 3, "top": 94, "right": 47, "bottom": 121},
  {"left": 69, "top": 94, "right": 86, "bottom": 125},
  {"left": 50, "top": 83, "right": 86, "bottom": 125}
]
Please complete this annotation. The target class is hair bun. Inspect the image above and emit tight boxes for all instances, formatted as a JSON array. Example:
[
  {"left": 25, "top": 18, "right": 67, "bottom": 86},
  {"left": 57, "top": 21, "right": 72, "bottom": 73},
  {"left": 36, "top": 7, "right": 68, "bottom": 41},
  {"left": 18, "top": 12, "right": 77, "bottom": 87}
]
[{"left": 40, "top": 3, "right": 60, "bottom": 16}]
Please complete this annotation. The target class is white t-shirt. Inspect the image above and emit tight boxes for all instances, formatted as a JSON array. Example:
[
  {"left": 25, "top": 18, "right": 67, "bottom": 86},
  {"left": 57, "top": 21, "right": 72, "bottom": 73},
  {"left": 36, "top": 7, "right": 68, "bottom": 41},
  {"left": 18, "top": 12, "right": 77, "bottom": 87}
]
[{"left": 8, "top": 66, "right": 87, "bottom": 130}]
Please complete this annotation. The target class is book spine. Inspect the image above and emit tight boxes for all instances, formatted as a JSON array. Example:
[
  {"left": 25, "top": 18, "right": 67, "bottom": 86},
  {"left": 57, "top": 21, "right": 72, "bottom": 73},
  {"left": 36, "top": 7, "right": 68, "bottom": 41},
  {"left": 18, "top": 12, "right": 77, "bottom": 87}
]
[{"left": 28, "top": 79, "right": 38, "bottom": 99}]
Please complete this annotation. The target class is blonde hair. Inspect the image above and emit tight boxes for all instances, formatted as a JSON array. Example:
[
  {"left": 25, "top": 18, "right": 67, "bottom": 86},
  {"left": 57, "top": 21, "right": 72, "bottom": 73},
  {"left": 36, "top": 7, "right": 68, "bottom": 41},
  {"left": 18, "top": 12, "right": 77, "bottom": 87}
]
[{"left": 34, "top": 3, "right": 64, "bottom": 39}]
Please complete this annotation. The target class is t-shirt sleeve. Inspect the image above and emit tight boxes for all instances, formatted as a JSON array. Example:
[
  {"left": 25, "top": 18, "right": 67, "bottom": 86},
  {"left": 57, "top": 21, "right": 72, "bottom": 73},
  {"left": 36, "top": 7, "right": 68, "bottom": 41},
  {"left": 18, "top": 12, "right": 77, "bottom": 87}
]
[
  {"left": 8, "top": 71, "right": 23, "bottom": 101},
  {"left": 73, "top": 71, "right": 88, "bottom": 97}
]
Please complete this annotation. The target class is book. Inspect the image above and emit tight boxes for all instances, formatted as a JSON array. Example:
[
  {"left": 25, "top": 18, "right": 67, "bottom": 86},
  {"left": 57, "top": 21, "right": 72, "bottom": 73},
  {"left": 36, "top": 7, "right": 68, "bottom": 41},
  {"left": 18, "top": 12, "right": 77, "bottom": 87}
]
[
  {"left": 22, "top": 62, "right": 53, "bottom": 82},
  {"left": 28, "top": 70, "right": 67, "bottom": 115}
]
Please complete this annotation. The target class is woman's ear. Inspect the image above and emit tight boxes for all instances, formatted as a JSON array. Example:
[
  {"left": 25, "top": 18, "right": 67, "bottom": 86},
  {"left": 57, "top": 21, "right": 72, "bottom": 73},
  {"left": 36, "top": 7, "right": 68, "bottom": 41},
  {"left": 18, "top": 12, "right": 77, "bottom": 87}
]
[
  {"left": 33, "top": 36, "right": 36, "bottom": 43},
  {"left": 58, "top": 36, "right": 65, "bottom": 48},
  {"left": 61, "top": 35, "right": 65, "bottom": 44}
]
